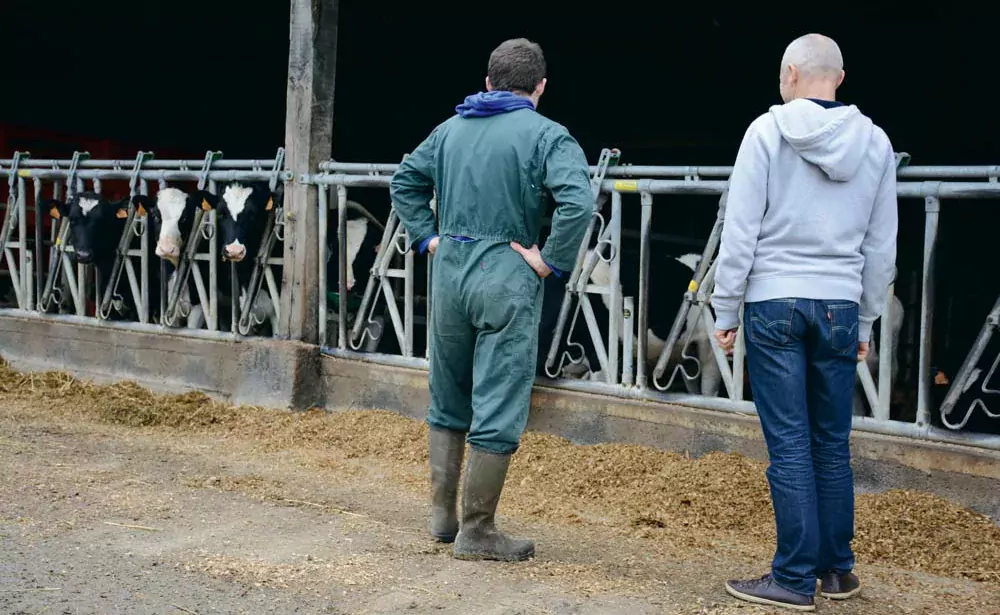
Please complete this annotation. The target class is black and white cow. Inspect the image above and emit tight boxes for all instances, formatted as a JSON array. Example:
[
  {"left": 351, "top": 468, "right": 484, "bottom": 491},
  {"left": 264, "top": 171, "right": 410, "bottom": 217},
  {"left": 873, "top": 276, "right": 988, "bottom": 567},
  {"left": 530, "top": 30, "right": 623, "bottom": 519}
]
[
  {"left": 43, "top": 192, "right": 149, "bottom": 321},
  {"left": 325, "top": 202, "right": 396, "bottom": 350},
  {"left": 210, "top": 181, "right": 283, "bottom": 334},
  {"left": 150, "top": 181, "right": 281, "bottom": 334},
  {"left": 572, "top": 250, "right": 720, "bottom": 395},
  {"left": 132, "top": 187, "right": 213, "bottom": 328}
]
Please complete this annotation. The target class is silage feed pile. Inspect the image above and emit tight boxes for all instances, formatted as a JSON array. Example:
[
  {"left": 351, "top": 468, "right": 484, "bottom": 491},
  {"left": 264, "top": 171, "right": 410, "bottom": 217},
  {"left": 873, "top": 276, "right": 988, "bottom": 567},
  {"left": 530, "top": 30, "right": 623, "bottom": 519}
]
[{"left": 1, "top": 357, "right": 998, "bottom": 585}]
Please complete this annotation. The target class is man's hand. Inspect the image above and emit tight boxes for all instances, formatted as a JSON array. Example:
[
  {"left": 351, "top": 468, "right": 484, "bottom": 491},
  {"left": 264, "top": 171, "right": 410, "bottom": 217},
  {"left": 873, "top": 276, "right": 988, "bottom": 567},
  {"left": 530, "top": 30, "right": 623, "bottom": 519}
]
[
  {"left": 857, "top": 341, "right": 869, "bottom": 363},
  {"left": 426, "top": 236, "right": 440, "bottom": 255},
  {"left": 510, "top": 242, "right": 552, "bottom": 278},
  {"left": 714, "top": 328, "right": 738, "bottom": 355}
]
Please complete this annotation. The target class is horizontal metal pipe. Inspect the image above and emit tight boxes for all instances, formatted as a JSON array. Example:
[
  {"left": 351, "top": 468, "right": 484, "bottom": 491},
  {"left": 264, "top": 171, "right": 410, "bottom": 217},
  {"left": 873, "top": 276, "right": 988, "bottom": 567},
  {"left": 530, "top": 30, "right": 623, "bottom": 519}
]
[
  {"left": 0, "top": 158, "right": 285, "bottom": 170},
  {"left": 319, "top": 348, "right": 1000, "bottom": 453},
  {"left": 305, "top": 174, "right": 1000, "bottom": 199},
  {"left": 0, "top": 169, "right": 292, "bottom": 182},
  {"left": 318, "top": 161, "right": 1000, "bottom": 180},
  {"left": 0, "top": 309, "right": 242, "bottom": 342}
]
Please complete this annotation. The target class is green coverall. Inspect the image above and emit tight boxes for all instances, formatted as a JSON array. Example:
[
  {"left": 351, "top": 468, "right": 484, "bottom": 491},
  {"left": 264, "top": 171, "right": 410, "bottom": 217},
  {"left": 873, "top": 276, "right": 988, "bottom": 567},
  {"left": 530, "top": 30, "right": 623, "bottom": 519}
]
[{"left": 390, "top": 107, "right": 593, "bottom": 454}]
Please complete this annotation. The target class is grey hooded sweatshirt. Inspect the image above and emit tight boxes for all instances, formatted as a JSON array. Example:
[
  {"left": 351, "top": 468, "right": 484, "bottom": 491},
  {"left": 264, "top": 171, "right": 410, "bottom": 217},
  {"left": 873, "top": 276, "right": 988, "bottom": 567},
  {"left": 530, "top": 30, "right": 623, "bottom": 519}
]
[{"left": 711, "top": 98, "right": 898, "bottom": 342}]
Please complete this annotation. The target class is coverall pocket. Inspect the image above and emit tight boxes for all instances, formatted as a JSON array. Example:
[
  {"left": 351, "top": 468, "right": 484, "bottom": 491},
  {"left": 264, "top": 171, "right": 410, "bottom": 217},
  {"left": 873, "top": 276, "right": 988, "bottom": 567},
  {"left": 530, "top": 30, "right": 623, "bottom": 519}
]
[{"left": 488, "top": 248, "right": 539, "bottom": 302}]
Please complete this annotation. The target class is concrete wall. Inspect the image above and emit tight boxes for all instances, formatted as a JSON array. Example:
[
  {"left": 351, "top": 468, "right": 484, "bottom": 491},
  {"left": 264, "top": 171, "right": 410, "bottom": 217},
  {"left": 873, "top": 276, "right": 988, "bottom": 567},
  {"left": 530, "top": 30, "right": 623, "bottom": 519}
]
[
  {"left": 320, "top": 356, "right": 1000, "bottom": 520},
  {"left": 1, "top": 311, "right": 997, "bottom": 520}
]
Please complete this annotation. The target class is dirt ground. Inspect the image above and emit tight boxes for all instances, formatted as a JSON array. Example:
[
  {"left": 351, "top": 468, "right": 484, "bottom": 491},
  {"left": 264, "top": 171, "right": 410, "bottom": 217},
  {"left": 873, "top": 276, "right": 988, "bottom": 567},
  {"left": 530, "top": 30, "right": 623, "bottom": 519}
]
[{"left": 1, "top": 364, "right": 999, "bottom": 614}]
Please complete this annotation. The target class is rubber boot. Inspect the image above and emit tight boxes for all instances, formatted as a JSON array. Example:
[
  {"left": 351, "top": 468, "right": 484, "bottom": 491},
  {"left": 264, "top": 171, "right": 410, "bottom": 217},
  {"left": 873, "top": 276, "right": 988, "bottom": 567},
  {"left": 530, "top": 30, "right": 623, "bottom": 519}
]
[
  {"left": 453, "top": 448, "right": 534, "bottom": 562},
  {"left": 429, "top": 427, "right": 465, "bottom": 542}
]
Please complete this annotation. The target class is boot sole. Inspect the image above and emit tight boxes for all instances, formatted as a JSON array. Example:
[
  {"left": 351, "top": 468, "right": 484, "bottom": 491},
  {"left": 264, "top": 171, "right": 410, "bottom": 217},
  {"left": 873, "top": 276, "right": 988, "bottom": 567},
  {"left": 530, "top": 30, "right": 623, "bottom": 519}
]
[
  {"left": 725, "top": 583, "right": 815, "bottom": 612},
  {"left": 820, "top": 587, "right": 861, "bottom": 600},
  {"left": 452, "top": 547, "right": 535, "bottom": 562}
]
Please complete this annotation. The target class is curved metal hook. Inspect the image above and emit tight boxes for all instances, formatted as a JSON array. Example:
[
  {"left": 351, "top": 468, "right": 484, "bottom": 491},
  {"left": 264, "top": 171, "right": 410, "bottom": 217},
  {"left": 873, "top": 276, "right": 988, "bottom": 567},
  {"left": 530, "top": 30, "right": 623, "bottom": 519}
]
[
  {"left": 941, "top": 352, "right": 1000, "bottom": 430},
  {"left": 546, "top": 302, "right": 589, "bottom": 379},
  {"left": 200, "top": 216, "right": 215, "bottom": 240},
  {"left": 349, "top": 285, "right": 386, "bottom": 351},
  {"left": 652, "top": 326, "right": 703, "bottom": 392},
  {"left": 590, "top": 211, "right": 617, "bottom": 264}
]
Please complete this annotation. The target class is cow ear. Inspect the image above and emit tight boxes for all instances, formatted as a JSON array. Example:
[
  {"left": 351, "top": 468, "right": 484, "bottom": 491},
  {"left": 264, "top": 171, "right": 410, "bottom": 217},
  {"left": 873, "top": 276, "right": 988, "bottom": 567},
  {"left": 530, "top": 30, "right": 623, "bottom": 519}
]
[
  {"left": 49, "top": 205, "right": 61, "bottom": 220},
  {"left": 116, "top": 208, "right": 128, "bottom": 219},
  {"left": 131, "top": 195, "right": 150, "bottom": 217},
  {"left": 201, "top": 199, "right": 212, "bottom": 212}
]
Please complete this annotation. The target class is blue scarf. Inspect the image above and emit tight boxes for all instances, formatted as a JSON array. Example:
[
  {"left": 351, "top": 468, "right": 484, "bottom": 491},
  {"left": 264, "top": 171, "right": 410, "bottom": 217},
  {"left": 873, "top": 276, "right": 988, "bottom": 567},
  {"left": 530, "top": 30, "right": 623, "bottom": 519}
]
[{"left": 455, "top": 90, "right": 535, "bottom": 118}]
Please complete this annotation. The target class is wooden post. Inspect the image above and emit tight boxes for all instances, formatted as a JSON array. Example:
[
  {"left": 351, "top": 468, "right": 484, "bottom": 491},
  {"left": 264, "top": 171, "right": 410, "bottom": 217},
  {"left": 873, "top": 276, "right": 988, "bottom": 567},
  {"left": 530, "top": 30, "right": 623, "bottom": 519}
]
[{"left": 278, "top": 0, "right": 339, "bottom": 343}]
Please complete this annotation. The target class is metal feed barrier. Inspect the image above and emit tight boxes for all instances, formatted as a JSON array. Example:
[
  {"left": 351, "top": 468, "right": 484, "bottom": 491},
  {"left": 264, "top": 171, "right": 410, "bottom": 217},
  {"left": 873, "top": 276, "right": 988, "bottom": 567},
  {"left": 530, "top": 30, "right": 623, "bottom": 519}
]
[
  {"left": 0, "top": 149, "right": 291, "bottom": 338},
  {"left": 305, "top": 157, "right": 1000, "bottom": 453}
]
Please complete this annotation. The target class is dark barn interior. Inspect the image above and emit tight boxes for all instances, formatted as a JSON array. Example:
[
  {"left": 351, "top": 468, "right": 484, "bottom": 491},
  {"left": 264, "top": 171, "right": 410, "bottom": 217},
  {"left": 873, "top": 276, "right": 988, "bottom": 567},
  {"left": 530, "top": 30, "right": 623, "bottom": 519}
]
[{"left": 3, "top": 1, "right": 999, "bottom": 429}]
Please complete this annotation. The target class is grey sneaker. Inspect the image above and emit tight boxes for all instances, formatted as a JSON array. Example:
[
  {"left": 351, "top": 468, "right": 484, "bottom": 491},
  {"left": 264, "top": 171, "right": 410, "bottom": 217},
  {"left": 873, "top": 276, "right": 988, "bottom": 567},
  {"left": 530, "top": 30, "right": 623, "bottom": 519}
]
[
  {"left": 819, "top": 571, "right": 861, "bottom": 600},
  {"left": 725, "top": 574, "right": 815, "bottom": 612}
]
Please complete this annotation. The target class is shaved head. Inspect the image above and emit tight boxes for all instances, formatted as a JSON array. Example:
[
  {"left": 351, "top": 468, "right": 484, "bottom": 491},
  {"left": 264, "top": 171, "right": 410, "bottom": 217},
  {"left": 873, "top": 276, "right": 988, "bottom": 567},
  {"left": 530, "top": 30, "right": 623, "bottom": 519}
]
[
  {"left": 781, "top": 33, "right": 843, "bottom": 79},
  {"left": 778, "top": 33, "right": 845, "bottom": 103}
]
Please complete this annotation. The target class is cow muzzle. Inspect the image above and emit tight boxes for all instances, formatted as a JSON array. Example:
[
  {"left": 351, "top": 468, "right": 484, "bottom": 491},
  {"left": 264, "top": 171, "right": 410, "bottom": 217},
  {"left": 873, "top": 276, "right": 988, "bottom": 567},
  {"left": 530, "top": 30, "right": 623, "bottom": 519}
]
[
  {"left": 156, "top": 243, "right": 180, "bottom": 264},
  {"left": 224, "top": 242, "right": 247, "bottom": 262},
  {"left": 74, "top": 249, "right": 93, "bottom": 264}
]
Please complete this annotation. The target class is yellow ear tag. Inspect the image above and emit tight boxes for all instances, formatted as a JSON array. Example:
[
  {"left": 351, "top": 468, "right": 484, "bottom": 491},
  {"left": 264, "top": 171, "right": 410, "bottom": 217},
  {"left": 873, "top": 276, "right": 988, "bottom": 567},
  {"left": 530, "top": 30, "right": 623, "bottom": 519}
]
[
  {"left": 265, "top": 197, "right": 274, "bottom": 211},
  {"left": 137, "top": 204, "right": 147, "bottom": 216},
  {"left": 50, "top": 206, "right": 61, "bottom": 220},
  {"left": 687, "top": 279, "right": 699, "bottom": 293},
  {"left": 116, "top": 209, "right": 128, "bottom": 219},
  {"left": 201, "top": 199, "right": 212, "bottom": 212}
]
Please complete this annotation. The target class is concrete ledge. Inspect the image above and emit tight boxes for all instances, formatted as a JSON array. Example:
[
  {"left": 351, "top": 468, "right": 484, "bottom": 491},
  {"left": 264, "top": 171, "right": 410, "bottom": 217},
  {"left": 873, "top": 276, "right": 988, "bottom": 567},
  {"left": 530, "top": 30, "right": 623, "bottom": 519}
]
[
  {"left": 0, "top": 313, "right": 320, "bottom": 410},
  {"left": 321, "top": 355, "right": 1000, "bottom": 520}
]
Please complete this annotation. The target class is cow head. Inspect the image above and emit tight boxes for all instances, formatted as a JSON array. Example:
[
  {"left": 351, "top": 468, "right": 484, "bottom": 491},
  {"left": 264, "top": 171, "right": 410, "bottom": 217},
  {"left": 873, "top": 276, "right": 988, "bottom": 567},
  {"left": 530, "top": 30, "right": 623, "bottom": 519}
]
[
  {"left": 141, "top": 187, "right": 215, "bottom": 265},
  {"left": 46, "top": 192, "right": 128, "bottom": 265},
  {"left": 217, "top": 181, "right": 282, "bottom": 263}
]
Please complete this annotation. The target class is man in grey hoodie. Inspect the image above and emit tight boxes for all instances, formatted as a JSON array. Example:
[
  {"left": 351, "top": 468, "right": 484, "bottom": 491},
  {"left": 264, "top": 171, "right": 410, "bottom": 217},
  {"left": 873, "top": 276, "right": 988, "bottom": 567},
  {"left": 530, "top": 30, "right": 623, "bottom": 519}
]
[{"left": 712, "top": 34, "right": 898, "bottom": 612}]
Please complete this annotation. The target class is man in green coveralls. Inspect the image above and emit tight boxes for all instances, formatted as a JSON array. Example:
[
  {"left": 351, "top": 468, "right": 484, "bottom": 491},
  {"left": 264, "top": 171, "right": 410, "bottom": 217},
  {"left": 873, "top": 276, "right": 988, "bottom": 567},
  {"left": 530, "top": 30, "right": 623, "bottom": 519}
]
[{"left": 389, "top": 38, "right": 593, "bottom": 562}]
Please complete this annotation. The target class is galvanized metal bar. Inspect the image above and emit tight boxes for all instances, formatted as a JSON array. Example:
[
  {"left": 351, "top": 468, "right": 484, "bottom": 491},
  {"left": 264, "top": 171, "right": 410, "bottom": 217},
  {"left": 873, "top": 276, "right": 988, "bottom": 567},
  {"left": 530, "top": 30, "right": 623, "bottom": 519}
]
[
  {"left": 607, "top": 191, "right": 623, "bottom": 384},
  {"left": 876, "top": 282, "right": 896, "bottom": 421},
  {"left": 303, "top": 174, "right": 1000, "bottom": 200},
  {"left": 916, "top": 197, "right": 940, "bottom": 427},
  {"left": 622, "top": 296, "right": 635, "bottom": 386},
  {"left": 317, "top": 161, "right": 1000, "bottom": 181},
  {"left": 318, "top": 184, "right": 328, "bottom": 346},
  {"left": 17, "top": 177, "right": 28, "bottom": 308},
  {"left": 403, "top": 230, "right": 414, "bottom": 357},
  {"left": 32, "top": 178, "right": 43, "bottom": 304},
  {"left": 636, "top": 192, "right": 652, "bottom": 388},
  {"left": 0, "top": 169, "right": 291, "bottom": 182},
  {"left": 0, "top": 158, "right": 285, "bottom": 170},
  {"left": 336, "top": 185, "right": 348, "bottom": 350}
]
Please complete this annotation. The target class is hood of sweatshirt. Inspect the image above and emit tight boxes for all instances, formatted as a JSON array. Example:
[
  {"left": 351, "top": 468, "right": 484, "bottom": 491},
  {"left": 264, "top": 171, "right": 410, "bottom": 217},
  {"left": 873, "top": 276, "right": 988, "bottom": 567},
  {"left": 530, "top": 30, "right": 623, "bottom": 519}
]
[{"left": 769, "top": 98, "right": 874, "bottom": 181}]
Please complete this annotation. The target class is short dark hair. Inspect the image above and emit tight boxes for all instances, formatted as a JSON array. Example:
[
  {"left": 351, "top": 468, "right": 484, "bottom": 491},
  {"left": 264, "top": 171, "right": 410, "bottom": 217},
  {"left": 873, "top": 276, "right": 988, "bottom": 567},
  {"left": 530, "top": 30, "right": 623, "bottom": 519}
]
[{"left": 487, "top": 38, "right": 546, "bottom": 94}]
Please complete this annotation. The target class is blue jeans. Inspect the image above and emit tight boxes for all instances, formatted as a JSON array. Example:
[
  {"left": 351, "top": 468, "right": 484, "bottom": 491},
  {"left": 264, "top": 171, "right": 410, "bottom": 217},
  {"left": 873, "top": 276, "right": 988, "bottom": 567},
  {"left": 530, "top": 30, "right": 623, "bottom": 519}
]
[{"left": 743, "top": 298, "right": 858, "bottom": 596}]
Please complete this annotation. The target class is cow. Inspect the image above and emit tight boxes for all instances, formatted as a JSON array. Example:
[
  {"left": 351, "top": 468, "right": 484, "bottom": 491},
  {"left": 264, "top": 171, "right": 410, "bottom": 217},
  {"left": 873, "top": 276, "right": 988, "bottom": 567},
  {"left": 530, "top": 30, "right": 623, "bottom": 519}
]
[
  {"left": 131, "top": 188, "right": 212, "bottom": 329},
  {"left": 324, "top": 202, "right": 396, "bottom": 350},
  {"left": 209, "top": 180, "right": 283, "bottom": 335},
  {"left": 43, "top": 192, "right": 159, "bottom": 322},
  {"left": 573, "top": 250, "right": 720, "bottom": 395}
]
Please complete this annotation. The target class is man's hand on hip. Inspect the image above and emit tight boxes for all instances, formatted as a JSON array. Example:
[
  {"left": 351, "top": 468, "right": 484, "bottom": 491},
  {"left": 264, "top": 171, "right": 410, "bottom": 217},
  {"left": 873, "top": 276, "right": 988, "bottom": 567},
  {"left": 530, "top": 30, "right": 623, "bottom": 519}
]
[
  {"left": 857, "top": 341, "right": 869, "bottom": 363},
  {"left": 510, "top": 242, "right": 552, "bottom": 278},
  {"left": 714, "top": 328, "right": 738, "bottom": 355},
  {"left": 426, "top": 236, "right": 440, "bottom": 255}
]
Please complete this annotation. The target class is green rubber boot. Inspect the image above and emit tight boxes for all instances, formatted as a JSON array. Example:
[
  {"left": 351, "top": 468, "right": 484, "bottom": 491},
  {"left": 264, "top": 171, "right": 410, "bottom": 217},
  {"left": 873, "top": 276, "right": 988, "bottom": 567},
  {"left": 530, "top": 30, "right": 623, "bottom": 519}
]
[
  {"left": 429, "top": 427, "right": 465, "bottom": 542},
  {"left": 453, "top": 448, "right": 534, "bottom": 562}
]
